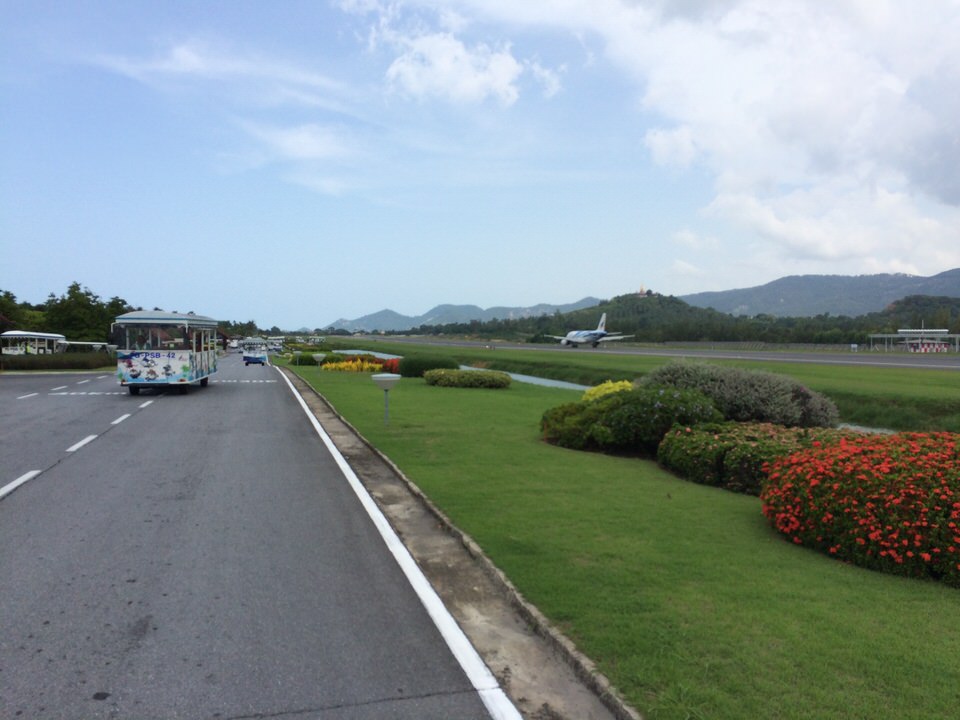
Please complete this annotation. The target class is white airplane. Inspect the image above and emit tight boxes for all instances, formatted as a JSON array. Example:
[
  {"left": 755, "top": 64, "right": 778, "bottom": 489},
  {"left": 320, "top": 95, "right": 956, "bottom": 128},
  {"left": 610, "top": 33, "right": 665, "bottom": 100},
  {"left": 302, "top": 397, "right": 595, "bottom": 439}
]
[{"left": 548, "top": 313, "right": 634, "bottom": 348}]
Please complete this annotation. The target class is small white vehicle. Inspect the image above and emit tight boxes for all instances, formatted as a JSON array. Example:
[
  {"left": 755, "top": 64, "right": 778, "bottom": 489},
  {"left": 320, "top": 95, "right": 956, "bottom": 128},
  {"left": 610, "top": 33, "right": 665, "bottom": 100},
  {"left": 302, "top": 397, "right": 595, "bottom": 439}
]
[{"left": 241, "top": 338, "right": 269, "bottom": 366}]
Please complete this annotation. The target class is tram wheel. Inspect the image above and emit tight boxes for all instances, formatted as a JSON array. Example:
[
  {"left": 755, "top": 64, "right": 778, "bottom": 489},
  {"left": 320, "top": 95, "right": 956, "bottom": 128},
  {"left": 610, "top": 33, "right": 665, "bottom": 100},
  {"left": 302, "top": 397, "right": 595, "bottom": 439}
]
[{"left": 128, "top": 386, "right": 140, "bottom": 396}]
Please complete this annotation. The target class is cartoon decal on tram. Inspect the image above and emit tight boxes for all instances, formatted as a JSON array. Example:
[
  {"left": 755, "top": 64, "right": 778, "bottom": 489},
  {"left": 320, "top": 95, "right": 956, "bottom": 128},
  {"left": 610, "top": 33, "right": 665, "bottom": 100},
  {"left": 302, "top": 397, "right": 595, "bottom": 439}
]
[{"left": 112, "top": 311, "right": 219, "bottom": 394}]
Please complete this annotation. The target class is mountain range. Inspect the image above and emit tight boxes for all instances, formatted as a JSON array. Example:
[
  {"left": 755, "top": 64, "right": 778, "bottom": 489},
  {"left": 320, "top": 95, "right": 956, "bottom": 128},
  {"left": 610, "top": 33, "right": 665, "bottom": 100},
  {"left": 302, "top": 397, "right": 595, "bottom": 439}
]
[
  {"left": 326, "top": 269, "right": 960, "bottom": 331},
  {"left": 680, "top": 269, "right": 960, "bottom": 317},
  {"left": 326, "top": 297, "right": 602, "bottom": 332}
]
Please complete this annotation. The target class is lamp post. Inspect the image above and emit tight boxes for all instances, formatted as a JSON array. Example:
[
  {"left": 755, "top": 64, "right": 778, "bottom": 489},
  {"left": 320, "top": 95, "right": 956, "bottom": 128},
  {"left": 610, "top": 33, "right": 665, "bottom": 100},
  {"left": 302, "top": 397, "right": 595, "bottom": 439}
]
[{"left": 371, "top": 373, "right": 401, "bottom": 424}]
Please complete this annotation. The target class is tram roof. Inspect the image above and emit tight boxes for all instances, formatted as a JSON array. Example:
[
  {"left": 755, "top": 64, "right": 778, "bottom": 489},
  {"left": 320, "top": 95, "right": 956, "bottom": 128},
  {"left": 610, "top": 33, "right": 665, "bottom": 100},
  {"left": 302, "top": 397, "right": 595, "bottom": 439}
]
[
  {"left": 1, "top": 330, "right": 67, "bottom": 341},
  {"left": 114, "top": 310, "right": 219, "bottom": 327}
]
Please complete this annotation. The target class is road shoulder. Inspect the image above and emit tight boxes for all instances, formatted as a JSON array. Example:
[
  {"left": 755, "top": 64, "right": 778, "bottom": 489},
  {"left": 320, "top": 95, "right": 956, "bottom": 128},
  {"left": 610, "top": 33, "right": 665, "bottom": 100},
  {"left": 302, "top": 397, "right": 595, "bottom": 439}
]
[{"left": 280, "top": 368, "right": 640, "bottom": 720}]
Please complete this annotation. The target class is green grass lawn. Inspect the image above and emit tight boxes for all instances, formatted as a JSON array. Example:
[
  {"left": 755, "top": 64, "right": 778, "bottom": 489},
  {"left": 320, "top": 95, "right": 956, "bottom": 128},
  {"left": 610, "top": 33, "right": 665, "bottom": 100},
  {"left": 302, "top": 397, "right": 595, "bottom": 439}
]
[
  {"left": 285, "top": 363, "right": 960, "bottom": 720},
  {"left": 327, "top": 339, "right": 960, "bottom": 431}
]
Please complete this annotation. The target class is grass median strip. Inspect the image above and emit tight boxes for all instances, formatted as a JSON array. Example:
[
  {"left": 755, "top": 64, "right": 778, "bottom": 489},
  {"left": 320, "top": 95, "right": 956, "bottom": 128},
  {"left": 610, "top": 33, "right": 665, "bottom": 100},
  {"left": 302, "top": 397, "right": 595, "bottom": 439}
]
[{"left": 287, "top": 362, "right": 960, "bottom": 720}]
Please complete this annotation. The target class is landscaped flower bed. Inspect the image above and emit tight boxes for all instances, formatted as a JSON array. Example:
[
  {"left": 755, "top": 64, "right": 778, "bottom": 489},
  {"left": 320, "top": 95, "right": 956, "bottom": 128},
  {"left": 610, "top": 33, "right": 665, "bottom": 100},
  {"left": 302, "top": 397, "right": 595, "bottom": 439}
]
[
  {"left": 761, "top": 432, "right": 960, "bottom": 587},
  {"left": 319, "top": 355, "right": 400, "bottom": 373}
]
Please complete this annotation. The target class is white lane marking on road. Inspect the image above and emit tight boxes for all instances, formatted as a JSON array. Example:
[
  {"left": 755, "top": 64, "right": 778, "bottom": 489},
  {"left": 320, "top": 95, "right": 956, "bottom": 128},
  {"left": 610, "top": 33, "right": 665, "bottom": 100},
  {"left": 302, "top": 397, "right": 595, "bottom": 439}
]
[
  {"left": 66, "top": 435, "right": 98, "bottom": 452},
  {"left": 17, "top": 393, "right": 38, "bottom": 400},
  {"left": 111, "top": 414, "right": 131, "bottom": 425},
  {"left": 76, "top": 379, "right": 91, "bottom": 385},
  {"left": 48, "top": 391, "right": 125, "bottom": 396},
  {"left": 1, "top": 470, "right": 42, "bottom": 500},
  {"left": 51, "top": 385, "right": 68, "bottom": 391},
  {"left": 277, "top": 367, "right": 522, "bottom": 720},
  {"left": 138, "top": 400, "right": 153, "bottom": 408}
]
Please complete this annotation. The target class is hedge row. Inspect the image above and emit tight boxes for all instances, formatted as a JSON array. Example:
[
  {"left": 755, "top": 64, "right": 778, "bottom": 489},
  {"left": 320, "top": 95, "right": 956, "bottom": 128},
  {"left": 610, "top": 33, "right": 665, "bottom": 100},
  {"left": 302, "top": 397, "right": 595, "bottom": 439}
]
[
  {"left": 657, "top": 422, "right": 856, "bottom": 496},
  {"left": 398, "top": 356, "right": 458, "bottom": 378},
  {"left": 0, "top": 352, "right": 113, "bottom": 371},
  {"left": 423, "top": 369, "right": 512, "bottom": 388}
]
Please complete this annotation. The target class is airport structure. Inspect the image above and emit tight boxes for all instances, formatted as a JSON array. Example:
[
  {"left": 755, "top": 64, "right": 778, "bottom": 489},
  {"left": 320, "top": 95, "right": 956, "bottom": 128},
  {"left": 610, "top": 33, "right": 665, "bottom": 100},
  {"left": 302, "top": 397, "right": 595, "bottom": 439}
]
[{"left": 867, "top": 328, "right": 960, "bottom": 352}]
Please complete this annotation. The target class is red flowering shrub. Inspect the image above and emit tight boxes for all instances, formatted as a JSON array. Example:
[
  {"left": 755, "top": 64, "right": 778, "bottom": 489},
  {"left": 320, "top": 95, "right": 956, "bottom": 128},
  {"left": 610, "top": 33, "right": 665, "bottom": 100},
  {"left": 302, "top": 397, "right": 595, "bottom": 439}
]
[
  {"left": 761, "top": 432, "right": 960, "bottom": 587},
  {"left": 380, "top": 357, "right": 400, "bottom": 373}
]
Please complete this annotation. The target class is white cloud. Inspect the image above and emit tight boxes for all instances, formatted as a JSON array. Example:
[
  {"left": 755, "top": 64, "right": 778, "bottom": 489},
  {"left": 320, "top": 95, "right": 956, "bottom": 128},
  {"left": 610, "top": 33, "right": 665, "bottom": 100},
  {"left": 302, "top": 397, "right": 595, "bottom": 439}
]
[
  {"left": 97, "top": 40, "right": 340, "bottom": 89},
  {"left": 94, "top": 40, "right": 349, "bottom": 112},
  {"left": 241, "top": 122, "right": 354, "bottom": 161},
  {"left": 708, "top": 184, "right": 960, "bottom": 272},
  {"left": 407, "top": 0, "right": 960, "bottom": 277},
  {"left": 646, "top": 125, "right": 697, "bottom": 168},
  {"left": 287, "top": 172, "right": 354, "bottom": 197},
  {"left": 89, "top": 1, "right": 960, "bottom": 286},
  {"left": 672, "top": 258, "right": 705, "bottom": 277},
  {"left": 672, "top": 229, "right": 717, "bottom": 250},
  {"left": 527, "top": 60, "right": 563, "bottom": 98},
  {"left": 385, "top": 32, "right": 523, "bottom": 105}
]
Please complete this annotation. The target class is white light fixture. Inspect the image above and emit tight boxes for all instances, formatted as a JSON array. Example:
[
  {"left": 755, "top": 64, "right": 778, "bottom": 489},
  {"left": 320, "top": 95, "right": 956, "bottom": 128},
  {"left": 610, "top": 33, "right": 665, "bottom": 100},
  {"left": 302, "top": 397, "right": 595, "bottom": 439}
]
[{"left": 372, "top": 373, "right": 401, "bottom": 424}]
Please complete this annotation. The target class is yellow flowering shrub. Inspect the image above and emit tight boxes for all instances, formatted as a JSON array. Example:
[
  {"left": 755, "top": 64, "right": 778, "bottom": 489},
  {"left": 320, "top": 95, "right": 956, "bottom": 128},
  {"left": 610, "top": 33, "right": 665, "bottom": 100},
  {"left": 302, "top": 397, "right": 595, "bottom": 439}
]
[
  {"left": 582, "top": 379, "right": 634, "bottom": 402},
  {"left": 320, "top": 359, "right": 384, "bottom": 373}
]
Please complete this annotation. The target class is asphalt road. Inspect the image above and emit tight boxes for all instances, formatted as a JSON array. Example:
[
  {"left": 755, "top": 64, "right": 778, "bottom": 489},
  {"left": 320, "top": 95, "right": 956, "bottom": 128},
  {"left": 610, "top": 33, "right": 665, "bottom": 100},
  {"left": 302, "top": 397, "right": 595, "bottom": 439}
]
[{"left": 0, "top": 354, "right": 510, "bottom": 719}]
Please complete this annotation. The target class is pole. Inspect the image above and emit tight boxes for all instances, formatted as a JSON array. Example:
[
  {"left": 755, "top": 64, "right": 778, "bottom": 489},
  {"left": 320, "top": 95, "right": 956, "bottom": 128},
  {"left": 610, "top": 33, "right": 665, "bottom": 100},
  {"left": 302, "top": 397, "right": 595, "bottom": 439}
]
[{"left": 383, "top": 389, "right": 390, "bottom": 424}]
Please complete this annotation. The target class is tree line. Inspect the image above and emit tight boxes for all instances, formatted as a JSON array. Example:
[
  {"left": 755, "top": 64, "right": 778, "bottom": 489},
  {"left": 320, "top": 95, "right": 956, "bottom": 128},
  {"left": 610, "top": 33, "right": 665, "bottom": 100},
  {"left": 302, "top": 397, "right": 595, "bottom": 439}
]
[
  {"left": 0, "top": 283, "right": 263, "bottom": 342},
  {"left": 4, "top": 283, "right": 958, "bottom": 346},
  {"left": 401, "top": 292, "right": 960, "bottom": 345}
]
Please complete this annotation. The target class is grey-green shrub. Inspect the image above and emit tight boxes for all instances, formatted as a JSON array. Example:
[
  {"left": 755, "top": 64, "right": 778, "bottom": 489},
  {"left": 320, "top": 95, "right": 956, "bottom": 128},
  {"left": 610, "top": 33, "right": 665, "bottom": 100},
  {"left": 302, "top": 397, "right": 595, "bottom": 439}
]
[
  {"left": 642, "top": 361, "right": 838, "bottom": 428},
  {"left": 424, "top": 369, "right": 511, "bottom": 388}
]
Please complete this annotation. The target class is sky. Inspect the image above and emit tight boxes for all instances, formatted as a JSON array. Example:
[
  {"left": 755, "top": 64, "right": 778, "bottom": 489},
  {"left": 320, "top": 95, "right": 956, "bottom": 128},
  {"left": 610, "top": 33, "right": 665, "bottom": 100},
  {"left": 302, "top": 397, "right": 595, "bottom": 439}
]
[{"left": 2, "top": 0, "right": 959, "bottom": 330}]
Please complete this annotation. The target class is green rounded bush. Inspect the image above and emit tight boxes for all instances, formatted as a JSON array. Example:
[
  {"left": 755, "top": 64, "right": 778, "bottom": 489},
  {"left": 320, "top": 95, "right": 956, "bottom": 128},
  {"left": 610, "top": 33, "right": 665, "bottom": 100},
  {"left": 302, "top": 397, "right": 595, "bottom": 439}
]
[
  {"left": 423, "top": 369, "right": 511, "bottom": 388},
  {"left": 541, "top": 385, "right": 721, "bottom": 456},
  {"left": 642, "top": 361, "right": 838, "bottom": 428},
  {"left": 540, "top": 402, "right": 592, "bottom": 450},
  {"left": 290, "top": 353, "right": 317, "bottom": 366}
]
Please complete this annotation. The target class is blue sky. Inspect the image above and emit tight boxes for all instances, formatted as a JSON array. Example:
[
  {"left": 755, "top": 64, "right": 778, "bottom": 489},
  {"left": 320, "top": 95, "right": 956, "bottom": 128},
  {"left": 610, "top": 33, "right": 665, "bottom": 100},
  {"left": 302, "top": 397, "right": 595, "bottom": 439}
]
[{"left": 3, "top": 1, "right": 959, "bottom": 330}]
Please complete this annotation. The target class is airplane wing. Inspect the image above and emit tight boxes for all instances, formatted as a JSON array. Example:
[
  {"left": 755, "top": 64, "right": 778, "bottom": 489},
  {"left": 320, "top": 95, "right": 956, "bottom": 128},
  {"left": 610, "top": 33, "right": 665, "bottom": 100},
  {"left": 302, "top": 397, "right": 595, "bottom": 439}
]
[
  {"left": 545, "top": 335, "right": 569, "bottom": 340},
  {"left": 597, "top": 334, "right": 634, "bottom": 343}
]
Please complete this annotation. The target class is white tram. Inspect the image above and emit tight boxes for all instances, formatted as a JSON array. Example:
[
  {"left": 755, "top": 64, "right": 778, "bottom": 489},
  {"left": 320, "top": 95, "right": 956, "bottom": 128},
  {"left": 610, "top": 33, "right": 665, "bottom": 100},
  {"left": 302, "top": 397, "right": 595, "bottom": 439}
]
[{"left": 112, "top": 311, "right": 219, "bottom": 394}]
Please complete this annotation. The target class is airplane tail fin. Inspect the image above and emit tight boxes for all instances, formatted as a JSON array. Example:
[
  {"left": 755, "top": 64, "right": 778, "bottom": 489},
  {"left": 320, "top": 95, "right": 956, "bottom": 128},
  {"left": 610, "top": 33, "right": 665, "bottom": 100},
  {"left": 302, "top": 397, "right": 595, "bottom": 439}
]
[{"left": 597, "top": 313, "right": 607, "bottom": 332}]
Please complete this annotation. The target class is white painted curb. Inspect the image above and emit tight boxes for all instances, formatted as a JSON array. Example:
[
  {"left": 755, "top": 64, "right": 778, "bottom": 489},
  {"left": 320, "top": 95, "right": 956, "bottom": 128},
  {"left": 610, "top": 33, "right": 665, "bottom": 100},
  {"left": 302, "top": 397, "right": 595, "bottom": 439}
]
[{"left": 277, "top": 367, "right": 522, "bottom": 720}]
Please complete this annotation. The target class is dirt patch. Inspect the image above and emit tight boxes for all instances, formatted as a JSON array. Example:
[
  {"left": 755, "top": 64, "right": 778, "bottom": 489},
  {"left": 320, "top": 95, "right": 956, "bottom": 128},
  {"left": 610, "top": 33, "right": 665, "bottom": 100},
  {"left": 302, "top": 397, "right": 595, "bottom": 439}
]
[{"left": 281, "top": 368, "right": 641, "bottom": 720}]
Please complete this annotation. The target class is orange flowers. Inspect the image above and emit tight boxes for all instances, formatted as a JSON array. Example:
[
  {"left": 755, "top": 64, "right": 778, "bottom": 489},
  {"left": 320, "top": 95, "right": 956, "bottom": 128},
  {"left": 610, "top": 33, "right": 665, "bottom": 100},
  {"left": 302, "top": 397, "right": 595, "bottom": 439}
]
[{"left": 761, "top": 432, "right": 960, "bottom": 588}]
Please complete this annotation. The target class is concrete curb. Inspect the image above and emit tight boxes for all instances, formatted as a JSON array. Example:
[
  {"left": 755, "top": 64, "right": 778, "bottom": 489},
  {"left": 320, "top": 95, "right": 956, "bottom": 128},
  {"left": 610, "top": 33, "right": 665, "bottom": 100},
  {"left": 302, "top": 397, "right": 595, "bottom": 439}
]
[{"left": 280, "top": 367, "right": 641, "bottom": 720}]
